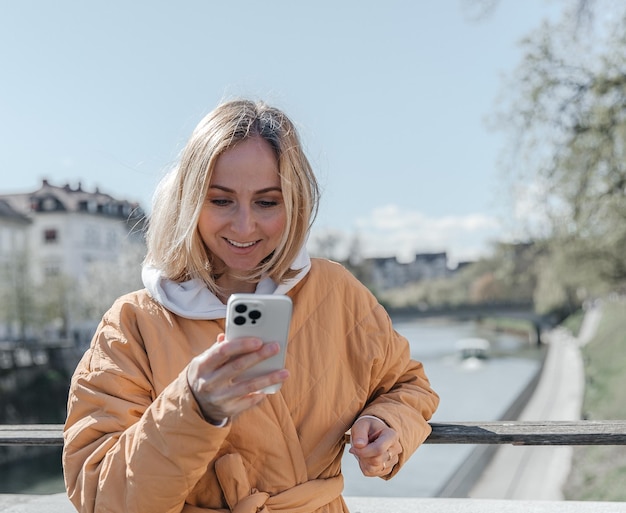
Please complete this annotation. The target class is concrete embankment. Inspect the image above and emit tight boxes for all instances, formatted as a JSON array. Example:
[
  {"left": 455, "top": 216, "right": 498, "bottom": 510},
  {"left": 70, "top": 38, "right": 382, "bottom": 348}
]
[
  {"left": 434, "top": 305, "right": 602, "bottom": 499},
  {"left": 435, "top": 344, "right": 547, "bottom": 497},
  {"left": 466, "top": 306, "right": 602, "bottom": 500}
]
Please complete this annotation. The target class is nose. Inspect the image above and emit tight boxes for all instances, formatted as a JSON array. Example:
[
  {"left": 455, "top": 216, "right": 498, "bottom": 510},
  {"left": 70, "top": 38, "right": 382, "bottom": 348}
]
[{"left": 231, "top": 205, "right": 255, "bottom": 235}]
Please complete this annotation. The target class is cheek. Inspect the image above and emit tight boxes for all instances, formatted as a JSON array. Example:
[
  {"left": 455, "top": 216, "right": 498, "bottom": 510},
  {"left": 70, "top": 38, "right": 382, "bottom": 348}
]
[
  {"left": 197, "top": 211, "right": 217, "bottom": 243},
  {"left": 269, "top": 212, "right": 287, "bottom": 238}
]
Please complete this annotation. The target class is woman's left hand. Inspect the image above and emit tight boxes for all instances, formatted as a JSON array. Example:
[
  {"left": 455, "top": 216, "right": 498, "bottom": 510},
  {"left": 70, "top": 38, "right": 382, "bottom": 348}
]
[{"left": 348, "top": 417, "right": 402, "bottom": 477}]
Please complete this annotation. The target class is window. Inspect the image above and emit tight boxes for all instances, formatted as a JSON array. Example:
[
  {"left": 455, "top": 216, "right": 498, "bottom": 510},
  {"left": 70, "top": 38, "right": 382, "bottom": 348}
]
[
  {"left": 84, "top": 225, "right": 99, "bottom": 246},
  {"left": 106, "top": 229, "right": 118, "bottom": 247},
  {"left": 44, "top": 229, "right": 58, "bottom": 244},
  {"left": 44, "top": 264, "right": 61, "bottom": 277},
  {"left": 42, "top": 197, "right": 57, "bottom": 211}
]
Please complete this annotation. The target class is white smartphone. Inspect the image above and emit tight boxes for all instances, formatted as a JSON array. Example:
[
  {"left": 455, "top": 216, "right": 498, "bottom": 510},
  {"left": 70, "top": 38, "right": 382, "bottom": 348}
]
[{"left": 225, "top": 293, "right": 293, "bottom": 394}]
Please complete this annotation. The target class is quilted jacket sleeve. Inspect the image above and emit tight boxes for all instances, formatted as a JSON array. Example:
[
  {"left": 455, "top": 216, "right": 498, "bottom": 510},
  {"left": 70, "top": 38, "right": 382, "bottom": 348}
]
[
  {"left": 340, "top": 271, "right": 440, "bottom": 479},
  {"left": 62, "top": 298, "right": 229, "bottom": 513},
  {"left": 359, "top": 302, "right": 440, "bottom": 478}
]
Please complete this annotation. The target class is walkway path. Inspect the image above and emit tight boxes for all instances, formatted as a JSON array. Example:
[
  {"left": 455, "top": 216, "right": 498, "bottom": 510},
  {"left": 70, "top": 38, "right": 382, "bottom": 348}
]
[{"left": 468, "top": 306, "right": 602, "bottom": 500}]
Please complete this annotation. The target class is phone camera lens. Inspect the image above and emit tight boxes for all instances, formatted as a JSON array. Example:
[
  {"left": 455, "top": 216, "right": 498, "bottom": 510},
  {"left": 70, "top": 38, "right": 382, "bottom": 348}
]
[
  {"left": 249, "top": 310, "right": 261, "bottom": 323},
  {"left": 234, "top": 315, "right": 246, "bottom": 326},
  {"left": 235, "top": 304, "right": 247, "bottom": 314}
]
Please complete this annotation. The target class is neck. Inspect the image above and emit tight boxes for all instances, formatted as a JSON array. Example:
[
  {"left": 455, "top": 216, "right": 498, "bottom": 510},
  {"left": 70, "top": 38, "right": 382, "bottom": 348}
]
[{"left": 216, "top": 276, "right": 256, "bottom": 304}]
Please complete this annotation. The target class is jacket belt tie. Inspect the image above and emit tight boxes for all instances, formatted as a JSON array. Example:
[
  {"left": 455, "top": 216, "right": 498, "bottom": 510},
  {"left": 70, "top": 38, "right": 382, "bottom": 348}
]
[{"left": 209, "top": 452, "right": 344, "bottom": 513}]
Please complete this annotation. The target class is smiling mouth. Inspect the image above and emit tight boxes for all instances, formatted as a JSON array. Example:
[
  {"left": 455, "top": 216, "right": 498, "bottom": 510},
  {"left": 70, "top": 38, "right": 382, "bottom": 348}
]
[{"left": 226, "top": 239, "right": 258, "bottom": 248}]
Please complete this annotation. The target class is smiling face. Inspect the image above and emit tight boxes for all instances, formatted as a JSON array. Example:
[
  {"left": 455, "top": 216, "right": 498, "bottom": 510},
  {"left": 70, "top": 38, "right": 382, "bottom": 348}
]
[{"left": 198, "top": 136, "right": 287, "bottom": 293}]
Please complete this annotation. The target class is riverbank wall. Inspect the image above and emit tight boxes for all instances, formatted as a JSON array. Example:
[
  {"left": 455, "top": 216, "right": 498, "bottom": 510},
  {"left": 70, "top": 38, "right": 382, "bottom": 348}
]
[
  {"left": 433, "top": 304, "right": 602, "bottom": 499},
  {"left": 467, "top": 306, "right": 598, "bottom": 500},
  {"left": 435, "top": 342, "right": 548, "bottom": 497}
]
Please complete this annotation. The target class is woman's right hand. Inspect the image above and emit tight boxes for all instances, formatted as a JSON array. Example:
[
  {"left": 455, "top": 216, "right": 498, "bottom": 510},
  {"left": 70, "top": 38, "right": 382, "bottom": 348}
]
[{"left": 186, "top": 333, "right": 289, "bottom": 425}]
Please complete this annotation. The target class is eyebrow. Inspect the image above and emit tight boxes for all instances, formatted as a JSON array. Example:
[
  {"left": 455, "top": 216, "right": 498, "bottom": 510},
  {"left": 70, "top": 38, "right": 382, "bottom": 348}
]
[{"left": 208, "top": 185, "right": 282, "bottom": 194}]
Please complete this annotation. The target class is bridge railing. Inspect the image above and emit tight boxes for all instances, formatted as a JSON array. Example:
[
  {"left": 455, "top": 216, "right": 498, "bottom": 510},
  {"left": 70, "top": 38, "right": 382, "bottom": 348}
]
[
  {"left": 3, "top": 420, "right": 626, "bottom": 446},
  {"left": 2, "top": 422, "right": 626, "bottom": 512}
]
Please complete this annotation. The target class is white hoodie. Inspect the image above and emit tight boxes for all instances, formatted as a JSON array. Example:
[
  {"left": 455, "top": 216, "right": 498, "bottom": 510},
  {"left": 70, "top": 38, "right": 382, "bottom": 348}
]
[{"left": 141, "top": 247, "right": 311, "bottom": 320}]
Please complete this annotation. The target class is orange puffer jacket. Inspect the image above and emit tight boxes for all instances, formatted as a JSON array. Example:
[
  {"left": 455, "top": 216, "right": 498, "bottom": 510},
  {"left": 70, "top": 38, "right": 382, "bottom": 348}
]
[{"left": 63, "top": 259, "right": 439, "bottom": 513}]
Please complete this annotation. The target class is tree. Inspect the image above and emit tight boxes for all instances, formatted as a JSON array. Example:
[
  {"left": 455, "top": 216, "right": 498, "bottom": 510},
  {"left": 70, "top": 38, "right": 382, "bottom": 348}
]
[
  {"left": 0, "top": 249, "right": 38, "bottom": 343},
  {"left": 493, "top": 0, "right": 626, "bottom": 299},
  {"left": 308, "top": 229, "right": 344, "bottom": 261},
  {"left": 37, "top": 272, "right": 76, "bottom": 339},
  {"left": 78, "top": 239, "right": 146, "bottom": 322}
]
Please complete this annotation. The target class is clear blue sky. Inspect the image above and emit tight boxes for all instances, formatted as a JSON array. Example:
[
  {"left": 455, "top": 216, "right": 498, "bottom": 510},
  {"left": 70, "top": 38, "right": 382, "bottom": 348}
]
[{"left": 0, "top": 1, "right": 563, "bottom": 264}]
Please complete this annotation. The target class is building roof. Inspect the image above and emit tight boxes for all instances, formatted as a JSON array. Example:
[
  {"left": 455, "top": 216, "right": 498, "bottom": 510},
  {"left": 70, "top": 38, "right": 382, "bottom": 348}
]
[
  {"left": 0, "top": 180, "right": 146, "bottom": 225},
  {"left": 414, "top": 251, "right": 447, "bottom": 262},
  {"left": 0, "top": 198, "right": 31, "bottom": 225}
]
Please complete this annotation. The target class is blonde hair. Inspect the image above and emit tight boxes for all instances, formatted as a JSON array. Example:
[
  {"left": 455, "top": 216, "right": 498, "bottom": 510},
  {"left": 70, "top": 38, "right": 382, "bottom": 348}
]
[{"left": 145, "top": 99, "right": 319, "bottom": 295}]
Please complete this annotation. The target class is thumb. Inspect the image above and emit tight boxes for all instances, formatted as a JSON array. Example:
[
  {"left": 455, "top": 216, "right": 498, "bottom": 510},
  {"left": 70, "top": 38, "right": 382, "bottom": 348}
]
[{"left": 350, "top": 420, "right": 369, "bottom": 448}]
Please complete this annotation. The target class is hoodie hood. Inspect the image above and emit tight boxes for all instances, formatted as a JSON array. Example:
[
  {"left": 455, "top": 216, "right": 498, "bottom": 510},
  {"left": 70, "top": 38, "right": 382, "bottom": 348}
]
[{"left": 141, "top": 247, "right": 311, "bottom": 320}]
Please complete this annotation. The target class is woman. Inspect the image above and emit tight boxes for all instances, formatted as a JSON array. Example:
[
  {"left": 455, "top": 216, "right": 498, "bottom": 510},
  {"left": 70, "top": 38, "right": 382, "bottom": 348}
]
[{"left": 63, "top": 99, "right": 439, "bottom": 513}]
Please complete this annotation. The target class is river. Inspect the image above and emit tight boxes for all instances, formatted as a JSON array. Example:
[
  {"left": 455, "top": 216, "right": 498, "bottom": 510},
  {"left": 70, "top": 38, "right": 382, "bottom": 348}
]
[
  {"left": 342, "top": 316, "right": 542, "bottom": 497},
  {"left": 0, "top": 317, "right": 542, "bottom": 496}
]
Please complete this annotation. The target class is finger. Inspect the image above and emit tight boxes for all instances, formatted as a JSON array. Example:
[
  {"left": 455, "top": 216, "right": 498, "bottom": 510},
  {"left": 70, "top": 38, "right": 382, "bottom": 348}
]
[
  {"left": 207, "top": 366, "right": 289, "bottom": 416},
  {"left": 188, "top": 339, "right": 280, "bottom": 420},
  {"left": 349, "top": 428, "right": 395, "bottom": 459},
  {"left": 195, "top": 337, "right": 266, "bottom": 380},
  {"left": 365, "top": 450, "right": 399, "bottom": 477},
  {"left": 350, "top": 438, "right": 402, "bottom": 476},
  {"left": 195, "top": 343, "right": 285, "bottom": 404},
  {"left": 211, "top": 336, "right": 265, "bottom": 365},
  {"left": 355, "top": 455, "right": 389, "bottom": 477},
  {"left": 229, "top": 341, "right": 281, "bottom": 374},
  {"left": 350, "top": 417, "right": 385, "bottom": 448},
  {"left": 190, "top": 366, "right": 283, "bottom": 422},
  {"left": 233, "top": 367, "right": 290, "bottom": 395}
]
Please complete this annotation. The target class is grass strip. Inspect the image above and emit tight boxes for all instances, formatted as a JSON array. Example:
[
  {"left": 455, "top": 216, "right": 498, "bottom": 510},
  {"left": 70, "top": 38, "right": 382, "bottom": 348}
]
[{"left": 563, "top": 301, "right": 626, "bottom": 501}]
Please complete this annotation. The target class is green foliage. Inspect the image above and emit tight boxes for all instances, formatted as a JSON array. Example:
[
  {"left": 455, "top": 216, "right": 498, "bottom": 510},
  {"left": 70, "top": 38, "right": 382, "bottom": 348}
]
[
  {"left": 0, "top": 250, "right": 34, "bottom": 340},
  {"left": 560, "top": 309, "right": 585, "bottom": 337},
  {"left": 494, "top": 0, "right": 626, "bottom": 306},
  {"left": 477, "top": 316, "right": 535, "bottom": 339},
  {"left": 580, "top": 303, "right": 626, "bottom": 420},
  {"left": 532, "top": 239, "right": 613, "bottom": 315},
  {"left": 564, "top": 301, "right": 626, "bottom": 501},
  {"left": 377, "top": 241, "right": 539, "bottom": 312},
  {"left": 0, "top": 238, "right": 145, "bottom": 343},
  {"left": 565, "top": 444, "right": 626, "bottom": 501}
]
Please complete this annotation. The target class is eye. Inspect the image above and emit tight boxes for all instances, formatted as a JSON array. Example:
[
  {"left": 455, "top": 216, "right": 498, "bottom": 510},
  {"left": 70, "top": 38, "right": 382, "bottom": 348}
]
[
  {"left": 209, "top": 198, "right": 232, "bottom": 207},
  {"left": 257, "top": 199, "right": 279, "bottom": 208}
]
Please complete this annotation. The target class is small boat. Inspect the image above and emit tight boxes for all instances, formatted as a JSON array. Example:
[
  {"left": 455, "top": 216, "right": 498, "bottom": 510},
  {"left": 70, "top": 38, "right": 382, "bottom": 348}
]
[{"left": 455, "top": 338, "right": 490, "bottom": 360}]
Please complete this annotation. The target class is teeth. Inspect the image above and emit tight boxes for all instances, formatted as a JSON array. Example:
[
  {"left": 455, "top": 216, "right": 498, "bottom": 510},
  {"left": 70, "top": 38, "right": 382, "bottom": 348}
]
[{"left": 228, "top": 239, "right": 256, "bottom": 248}]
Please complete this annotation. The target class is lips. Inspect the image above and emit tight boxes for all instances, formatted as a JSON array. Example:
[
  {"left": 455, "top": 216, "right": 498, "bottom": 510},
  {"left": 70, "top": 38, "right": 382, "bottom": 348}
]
[{"left": 226, "top": 238, "right": 258, "bottom": 248}]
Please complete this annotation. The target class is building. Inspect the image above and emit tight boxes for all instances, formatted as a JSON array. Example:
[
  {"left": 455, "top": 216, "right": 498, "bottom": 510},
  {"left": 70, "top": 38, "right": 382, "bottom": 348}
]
[
  {"left": 0, "top": 199, "right": 30, "bottom": 263},
  {"left": 406, "top": 252, "right": 449, "bottom": 282},
  {"left": 0, "top": 180, "right": 147, "bottom": 344},
  {"left": 365, "top": 251, "right": 450, "bottom": 291},
  {"left": 0, "top": 200, "right": 32, "bottom": 341},
  {"left": 0, "top": 180, "right": 146, "bottom": 285}
]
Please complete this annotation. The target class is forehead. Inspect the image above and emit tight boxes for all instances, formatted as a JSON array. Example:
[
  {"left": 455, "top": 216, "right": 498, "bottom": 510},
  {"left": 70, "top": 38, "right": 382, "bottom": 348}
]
[{"left": 211, "top": 136, "right": 280, "bottom": 186}]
